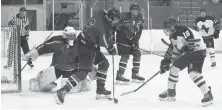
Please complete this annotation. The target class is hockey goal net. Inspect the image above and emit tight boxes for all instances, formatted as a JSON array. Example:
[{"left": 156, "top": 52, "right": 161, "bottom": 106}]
[{"left": 1, "top": 26, "right": 21, "bottom": 93}]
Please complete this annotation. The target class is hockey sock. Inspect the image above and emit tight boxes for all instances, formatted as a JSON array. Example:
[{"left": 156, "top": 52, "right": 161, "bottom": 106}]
[
  {"left": 96, "top": 70, "right": 107, "bottom": 87},
  {"left": 207, "top": 48, "right": 216, "bottom": 63},
  {"left": 65, "top": 74, "right": 79, "bottom": 92},
  {"left": 132, "top": 57, "right": 140, "bottom": 73},
  {"left": 189, "top": 72, "right": 209, "bottom": 94},
  {"left": 97, "top": 59, "right": 109, "bottom": 88},
  {"left": 118, "top": 56, "right": 129, "bottom": 74},
  {"left": 168, "top": 66, "right": 180, "bottom": 89}
]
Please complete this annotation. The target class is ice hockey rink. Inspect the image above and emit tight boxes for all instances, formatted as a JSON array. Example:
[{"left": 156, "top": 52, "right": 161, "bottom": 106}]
[{"left": 1, "top": 53, "right": 222, "bottom": 110}]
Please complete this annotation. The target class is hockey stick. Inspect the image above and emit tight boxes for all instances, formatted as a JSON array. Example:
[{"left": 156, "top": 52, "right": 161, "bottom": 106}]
[
  {"left": 21, "top": 32, "right": 53, "bottom": 71},
  {"left": 120, "top": 51, "right": 191, "bottom": 96},
  {"left": 112, "top": 54, "right": 118, "bottom": 103},
  {"left": 116, "top": 42, "right": 164, "bottom": 57},
  {"left": 139, "top": 48, "right": 164, "bottom": 57},
  {"left": 161, "top": 38, "right": 170, "bottom": 46}
]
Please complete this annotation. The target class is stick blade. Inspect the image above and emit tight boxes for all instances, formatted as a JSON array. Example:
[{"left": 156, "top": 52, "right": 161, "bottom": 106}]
[{"left": 120, "top": 90, "right": 135, "bottom": 96}]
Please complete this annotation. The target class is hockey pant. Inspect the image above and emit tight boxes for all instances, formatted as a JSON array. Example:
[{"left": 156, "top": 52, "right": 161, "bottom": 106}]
[{"left": 64, "top": 51, "right": 109, "bottom": 92}]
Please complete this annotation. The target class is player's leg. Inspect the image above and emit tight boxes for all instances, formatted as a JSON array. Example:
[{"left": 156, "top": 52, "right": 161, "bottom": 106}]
[
  {"left": 159, "top": 54, "right": 188, "bottom": 101},
  {"left": 21, "top": 37, "right": 34, "bottom": 68},
  {"left": 131, "top": 49, "right": 145, "bottom": 83},
  {"left": 94, "top": 50, "right": 111, "bottom": 99},
  {"left": 203, "top": 38, "right": 216, "bottom": 67},
  {"left": 188, "top": 50, "right": 213, "bottom": 107},
  {"left": 61, "top": 70, "right": 92, "bottom": 93},
  {"left": 116, "top": 54, "right": 130, "bottom": 84},
  {"left": 159, "top": 66, "right": 180, "bottom": 101},
  {"left": 116, "top": 32, "right": 132, "bottom": 84},
  {"left": 55, "top": 70, "right": 88, "bottom": 104}
]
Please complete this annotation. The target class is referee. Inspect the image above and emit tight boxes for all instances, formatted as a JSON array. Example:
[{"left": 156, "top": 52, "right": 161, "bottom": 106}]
[{"left": 8, "top": 7, "right": 34, "bottom": 68}]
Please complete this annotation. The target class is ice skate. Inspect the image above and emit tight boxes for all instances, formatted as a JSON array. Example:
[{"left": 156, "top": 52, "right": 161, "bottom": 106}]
[
  {"left": 96, "top": 87, "right": 111, "bottom": 100},
  {"left": 131, "top": 73, "right": 145, "bottom": 83},
  {"left": 159, "top": 89, "right": 176, "bottom": 101},
  {"left": 54, "top": 86, "right": 67, "bottom": 104},
  {"left": 116, "top": 71, "right": 130, "bottom": 85},
  {"left": 211, "top": 62, "right": 216, "bottom": 68},
  {"left": 202, "top": 87, "right": 213, "bottom": 107}
]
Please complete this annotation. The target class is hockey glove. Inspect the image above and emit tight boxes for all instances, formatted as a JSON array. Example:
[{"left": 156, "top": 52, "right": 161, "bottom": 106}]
[
  {"left": 107, "top": 45, "right": 117, "bottom": 55},
  {"left": 213, "top": 30, "right": 219, "bottom": 39},
  {"left": 22, "top": 47, "right": 39, "bottom": 61},
  {"left": 160, "top": 58, "right": 171, "bottom": 74},
  {"left": 132, "top": 42, "right": 139, "bottom": 50}
]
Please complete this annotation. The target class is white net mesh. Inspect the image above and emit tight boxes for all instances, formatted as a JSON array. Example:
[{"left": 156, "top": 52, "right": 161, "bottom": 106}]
[{"left": 1, "top": 26, "right": 21, "bottom": 93}]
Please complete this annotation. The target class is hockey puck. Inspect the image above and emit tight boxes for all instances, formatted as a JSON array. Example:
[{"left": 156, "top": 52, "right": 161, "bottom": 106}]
[{"left": 114, "top": 98, "right": 118, "bottom": 104}]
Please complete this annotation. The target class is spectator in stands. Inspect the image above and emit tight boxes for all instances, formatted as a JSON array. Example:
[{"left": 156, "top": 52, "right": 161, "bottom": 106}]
[{"left": 8, "top": 7, "right": 34, "bottom": 68}]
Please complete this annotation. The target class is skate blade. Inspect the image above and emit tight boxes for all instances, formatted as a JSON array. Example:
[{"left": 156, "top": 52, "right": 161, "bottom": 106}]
[
  {"left": 202, "top": 100, "right": 213, "bottom": 107},
  {"left": 131, "top": 79, "right": 144, "bottom": 83},
  {"left": 115, "top": 81, "right": 130, "bottom": 85},
  {"left": 54, "top": 93, "right": 63, "bottom": 105},
  {"left": 159, "top": 97, "right": 176, "bottom": 102},
  {"left": 96, "top": 94, "right": 111, "bottom": 100}
]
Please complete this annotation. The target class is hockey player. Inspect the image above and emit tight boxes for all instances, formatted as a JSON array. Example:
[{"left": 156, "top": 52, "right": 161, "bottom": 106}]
[
  {"left": 24, "top": 27, "right": 92, "bottom": 93},
  {"left": 194, "top": 9, "right": 220, "bottom": 67},
  {"left": 115, "top": 3, "right": 145, "bottom": 84},
  {"left": 159, "top": 17, "right": 213, "bottom": 107},
  {"left": 23, "top": 8, "right": 120, "bottom": 103},
  {"left": 53, "top": 8, "right": 121, "bottom": 104},
  {"left": 24, "top": 8, "right": 120, "bottom": 104}
]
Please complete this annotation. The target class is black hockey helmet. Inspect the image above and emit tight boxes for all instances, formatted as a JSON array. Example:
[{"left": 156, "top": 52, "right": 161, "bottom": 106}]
[
  {"left": 107, "top": 7, "right": 121, "bottom": 21},
  {"left": 163, "top": 17, "right": 178, "bottom": 36},
  {"left": 130, "top": 2, "right": 139, "bottom": 10}
]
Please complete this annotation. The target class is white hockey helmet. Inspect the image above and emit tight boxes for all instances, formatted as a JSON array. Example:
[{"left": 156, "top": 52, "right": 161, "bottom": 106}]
[{"left": 63, "top": 26, "right": 77, "bottom": 40}]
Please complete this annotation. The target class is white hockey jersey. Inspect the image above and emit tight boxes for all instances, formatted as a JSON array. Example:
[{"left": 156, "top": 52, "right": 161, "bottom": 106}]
[
  {"left": 194, "top": 16, "right": 219, "bottom": 37},
  {"left": 165, "top": 25, "right": 206, "bottom": 60}
]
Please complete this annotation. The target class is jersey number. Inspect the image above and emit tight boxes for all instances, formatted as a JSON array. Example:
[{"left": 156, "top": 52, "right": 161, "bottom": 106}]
[
  {"left": 83, "top": 18, "right": 96, "bottom": 31},
  {"left": 183, "top": 30, "right": 190, "bottom": 38}
]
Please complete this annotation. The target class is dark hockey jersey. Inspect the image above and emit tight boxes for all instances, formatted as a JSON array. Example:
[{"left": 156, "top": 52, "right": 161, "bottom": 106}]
[
  {"left": 82, "top": 8, "right": 114, "bottom": 48},
  {"left": 194, "top": 16, "right": 220, "bottom": 37},
  {"left": 165, "top": 25, "right": 206, "bottom": 60},
  {"left": 37, "top": 35, "right": 96, "bottom": 71},
  {"left": 117, "top": 12, "right": 144, "bottom": 42}
]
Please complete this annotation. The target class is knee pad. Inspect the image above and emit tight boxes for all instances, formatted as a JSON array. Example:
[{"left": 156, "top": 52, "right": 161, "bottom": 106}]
[
  {"left": 132, "top": 50, "right": 141, "bottom": 58},
  {"left": 98, "top": 59, "right": 109, "bottom": 71},
  {"left": 30, "top": 67, "right": 57, "bottom": 92}
]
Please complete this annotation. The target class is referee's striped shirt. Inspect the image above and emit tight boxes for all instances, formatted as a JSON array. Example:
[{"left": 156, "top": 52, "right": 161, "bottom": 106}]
[{"left": 8, "top": 14, "right": 30, "bottom": 37}]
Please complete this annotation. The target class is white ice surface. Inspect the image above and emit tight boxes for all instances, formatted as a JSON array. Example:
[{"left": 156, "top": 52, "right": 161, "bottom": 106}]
[{"left": 1, "top": 54, "right": 222, "bottom": 110}]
